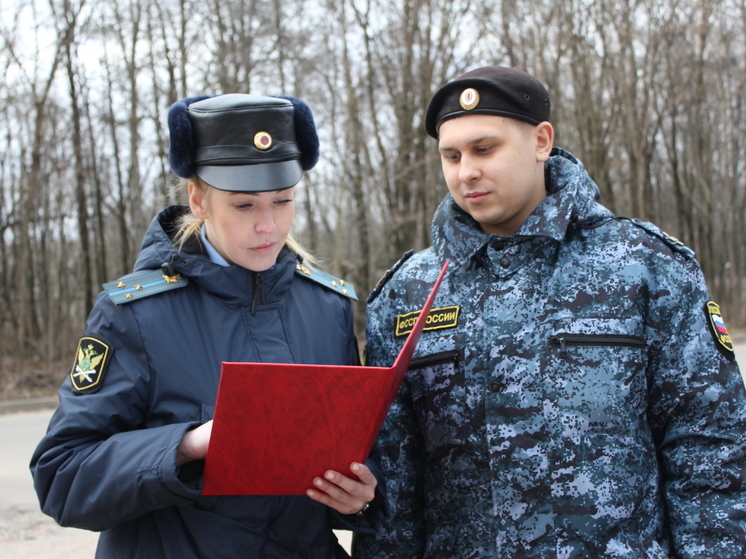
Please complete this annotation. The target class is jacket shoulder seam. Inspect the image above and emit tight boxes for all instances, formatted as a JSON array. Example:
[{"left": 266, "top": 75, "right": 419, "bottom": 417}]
[{"left": 367, "top": 250, "right": 415, "bottom": 304}]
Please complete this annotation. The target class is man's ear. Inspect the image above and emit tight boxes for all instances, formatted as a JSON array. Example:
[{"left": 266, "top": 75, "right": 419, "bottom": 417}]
[
  {"left": 188, "top": 180, "right": 209, "bottom": 219},
  {"left": 535, "top": 121, "right": 554, "bottom": 162}
]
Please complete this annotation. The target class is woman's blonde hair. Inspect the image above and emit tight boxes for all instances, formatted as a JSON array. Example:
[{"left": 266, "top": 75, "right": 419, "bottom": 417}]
[{"left": 173, "top": 176, "right": 316, "bottom": 266}]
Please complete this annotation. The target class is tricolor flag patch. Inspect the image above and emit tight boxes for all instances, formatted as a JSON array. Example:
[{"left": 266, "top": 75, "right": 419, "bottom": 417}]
[
  {"left": 705, "top": 301, "right": 734, "bottom": 357},
  {"left": 713, "top": 314, "right": 728, "bottom": 334}
]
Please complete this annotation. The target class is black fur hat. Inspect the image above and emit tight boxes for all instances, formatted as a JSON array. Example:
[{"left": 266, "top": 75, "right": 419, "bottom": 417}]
[{"left": 168, "top": 93, "right": 320, "bottom": 192}]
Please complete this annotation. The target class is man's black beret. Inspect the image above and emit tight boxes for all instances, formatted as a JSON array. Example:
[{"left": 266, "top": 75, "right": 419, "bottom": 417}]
[
  {"left": 168, "top": 93, "right": 319, "bottom": 192},
  {"left": 425, "top": 66, "right": 551, "bottom": 138}
]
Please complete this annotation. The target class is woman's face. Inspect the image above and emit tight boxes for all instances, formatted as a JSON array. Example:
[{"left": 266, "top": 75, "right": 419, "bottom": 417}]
[{"left": 189, "top": 181, "right": 296, "bottom": 272}]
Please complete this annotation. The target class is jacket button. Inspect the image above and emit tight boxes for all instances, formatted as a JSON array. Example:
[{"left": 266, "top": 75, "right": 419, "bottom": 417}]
[
  {"left": 499, "top": 257, "right": 510, "bottom": 268},
  {"left": 489, "top": 381, "right": 505, "bottom": 392}
]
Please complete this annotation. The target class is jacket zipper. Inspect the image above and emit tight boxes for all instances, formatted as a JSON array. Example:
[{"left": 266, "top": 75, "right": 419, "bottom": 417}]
[
  {"left": 251, "top": 272, "right": 264, "bottom": 315},
  {"left": 409, "top": 349, "right": 463, "bottom": 370},
  {"left": 550, "top": 334, "right": 645, "bottom": 357}
]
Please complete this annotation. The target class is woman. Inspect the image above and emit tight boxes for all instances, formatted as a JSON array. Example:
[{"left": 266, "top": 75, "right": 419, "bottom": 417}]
[{"left": 31, "top": 93, "right": 377, "bottom": 558}]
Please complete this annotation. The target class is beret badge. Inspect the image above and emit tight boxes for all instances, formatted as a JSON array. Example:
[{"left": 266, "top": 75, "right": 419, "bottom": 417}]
[
  {"left": 459, "top": 88, "right": 480, "bottom": 110},
  {"left": 254, "top": 131, "right": 272, "bottom": 150}
]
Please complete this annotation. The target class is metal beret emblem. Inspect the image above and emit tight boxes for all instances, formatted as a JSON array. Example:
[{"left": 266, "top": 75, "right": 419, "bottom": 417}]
[
  {"left": 254, "top": 131, "right": 272, "bottom": 150},
  {"left": 459, "top": 88, "right": 480, "bottom": 110}
]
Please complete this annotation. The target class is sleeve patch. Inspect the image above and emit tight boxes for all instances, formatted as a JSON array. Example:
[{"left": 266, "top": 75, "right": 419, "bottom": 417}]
[
  {"left": 70, "top": 334, "right": 112, "bottom": 394},
  {"left": 705, "top": 301, "right": 735, "bottom": 358}
]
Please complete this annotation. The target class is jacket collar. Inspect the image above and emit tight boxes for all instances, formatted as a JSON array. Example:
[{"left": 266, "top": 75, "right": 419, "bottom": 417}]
[{"left": 133, "top": 205, "right": 298, "bottom": 306}]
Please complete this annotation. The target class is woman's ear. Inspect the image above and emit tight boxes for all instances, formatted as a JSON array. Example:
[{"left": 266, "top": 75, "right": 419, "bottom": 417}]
[
  {"left": 535, "top": 121, "right": 554, "bottom": 162},
  {"left": 188, "top": 180, "right": 209, "bottom": 219}
]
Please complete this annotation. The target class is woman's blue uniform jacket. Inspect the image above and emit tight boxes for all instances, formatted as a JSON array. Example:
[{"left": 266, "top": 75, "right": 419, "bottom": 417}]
[{"left": 30, "top": 205, "right": 365, "bottom": 558}]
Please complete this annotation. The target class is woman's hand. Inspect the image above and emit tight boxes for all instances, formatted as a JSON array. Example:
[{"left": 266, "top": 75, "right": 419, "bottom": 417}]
[
  {"left": 176, "top": 420, "right": 213, "bottom": 466},
  {"left": 306, "top": 462, "right": 377, "bottom": 515}
]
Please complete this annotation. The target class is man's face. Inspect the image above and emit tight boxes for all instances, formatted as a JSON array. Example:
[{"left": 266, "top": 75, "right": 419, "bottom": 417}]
[{"left": 438, "top": 114, "right": 553, "bottom": 237}]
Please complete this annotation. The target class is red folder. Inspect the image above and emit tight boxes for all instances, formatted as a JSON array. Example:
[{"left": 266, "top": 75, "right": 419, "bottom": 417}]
[{"left": 202, "top": 261, "right": 449, "bottom": 495}]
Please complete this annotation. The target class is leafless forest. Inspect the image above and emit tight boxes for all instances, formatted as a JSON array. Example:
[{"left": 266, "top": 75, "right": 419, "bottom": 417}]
[{"left": 1, "top": 0, "right": 745, "bottom": 379}]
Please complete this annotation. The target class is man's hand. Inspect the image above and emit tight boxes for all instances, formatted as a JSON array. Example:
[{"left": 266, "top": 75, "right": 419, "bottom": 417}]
[{"left": 306, "top": 462, "right": 377, "bottom": 515}]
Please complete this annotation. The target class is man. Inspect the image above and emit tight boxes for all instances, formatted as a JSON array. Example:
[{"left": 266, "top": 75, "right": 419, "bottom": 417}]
[{"left": 353, "top": 66, "right": 746, "bottom": 558}]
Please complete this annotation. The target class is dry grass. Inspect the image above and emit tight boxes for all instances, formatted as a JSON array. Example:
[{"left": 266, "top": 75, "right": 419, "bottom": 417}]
[
  {"left": 0, "top": 358, "right": 68, "bottom": 401},
  {"left": 1, "top": 331, "right": 744, "bottom": 402}
]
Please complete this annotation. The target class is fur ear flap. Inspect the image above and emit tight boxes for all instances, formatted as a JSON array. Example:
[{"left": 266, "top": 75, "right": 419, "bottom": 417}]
[
  {"left": 168, "top": 95, "right": 213, "bottom": 178},
  {"left": 274, "top": 95, "right": 320, "bottom": 171}
]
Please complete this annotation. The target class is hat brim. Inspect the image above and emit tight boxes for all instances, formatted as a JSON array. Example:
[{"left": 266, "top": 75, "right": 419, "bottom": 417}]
[{"left": 196, "top": 159, "right": 304, "bottom": 192}]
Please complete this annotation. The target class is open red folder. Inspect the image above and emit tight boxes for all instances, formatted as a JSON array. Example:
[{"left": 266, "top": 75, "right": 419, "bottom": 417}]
[{"left": 202, "top": 261, "right": 449, "bottom": 495}]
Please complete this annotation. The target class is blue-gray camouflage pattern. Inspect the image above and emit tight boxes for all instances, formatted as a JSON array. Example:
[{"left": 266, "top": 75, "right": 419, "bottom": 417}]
[{"left": 353, "top": 148, "right": 746, "bottom": 558}]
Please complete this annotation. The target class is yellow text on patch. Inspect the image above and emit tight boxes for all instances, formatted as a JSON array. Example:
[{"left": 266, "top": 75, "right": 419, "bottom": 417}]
[{"left": 395, "top": 306, "right": 460, "bottom": 337}]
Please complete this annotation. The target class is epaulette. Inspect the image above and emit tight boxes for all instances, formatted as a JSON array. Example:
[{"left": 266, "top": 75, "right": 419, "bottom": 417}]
[
  {"left": 294, "top": 263, "right": 357, "bottom": 301},
  {"left": 622, "top": 218, "right": 696, "bottom": 259},
  {"left": 103, "top": 269, "right": 189, "bottom": 305},
  {"left": 367, "top": 250, "right": 414, "bottom": 304}
]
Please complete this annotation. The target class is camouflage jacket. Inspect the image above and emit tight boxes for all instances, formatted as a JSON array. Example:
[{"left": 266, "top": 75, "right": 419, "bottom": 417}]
[{"left": 353, "top": 148, "right": 746, "bottom": 558}]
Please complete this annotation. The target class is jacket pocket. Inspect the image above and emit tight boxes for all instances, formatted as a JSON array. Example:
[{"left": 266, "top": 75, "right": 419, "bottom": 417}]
[
  {"left": 555, "top": 433, "right": 663, "bottom": 555},
  {"left": 550, "top": 333, "right": 645, "bottom": 355},
  {"left": 409, "top": 349, "right": 463, "bottom": 370},
  {"left": 546, "top": 321, "right": 648, "bottom": 434},
  {"left": 406, "top": 349, "right": 477, "bottom": 453}
]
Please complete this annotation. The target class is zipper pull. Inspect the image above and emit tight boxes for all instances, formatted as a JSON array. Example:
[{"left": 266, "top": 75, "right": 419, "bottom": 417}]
[
  {"left": 252, "top": 272, "right": 264, "bottom": 315},
  {"left": 552, "top": 335, "right": 567, "bottom": 357}
]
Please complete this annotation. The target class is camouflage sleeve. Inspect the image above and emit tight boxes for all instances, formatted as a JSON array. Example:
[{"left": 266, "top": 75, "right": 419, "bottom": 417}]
[
  {"left": 353, "top": 291, "right": 427, "bottom": 559},
  {"left": 647, "top": 261, "right": 746, "bottom": 557},
  {"left": 353, "top": 383, "right": 427, "bottom": 558}
]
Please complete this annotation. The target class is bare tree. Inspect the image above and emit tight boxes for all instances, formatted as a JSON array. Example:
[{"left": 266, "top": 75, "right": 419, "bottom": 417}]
[
  {"left": 5, "top": 1, "right": 68, "bottom": 358},
  {"left": 1, "top": 0, "right": 744, "bottom": 379},
  {"left": 57, "top": 0, "right": 95, "bottom": 311}
]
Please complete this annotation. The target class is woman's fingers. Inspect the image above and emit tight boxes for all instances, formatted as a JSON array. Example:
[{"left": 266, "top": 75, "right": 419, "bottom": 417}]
[{"left": 306, "top": 462, "right": 376, "bottom": 515}]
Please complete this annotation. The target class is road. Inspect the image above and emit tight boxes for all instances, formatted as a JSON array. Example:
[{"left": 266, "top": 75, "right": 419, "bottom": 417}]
[
  {"left": 1, "top": 342, "right": 744, "bottom": 557},
  {"left": 0, "top": 407, "right": 354, "bottom": 558},
  {"left": 0, "top": 409, "right": 100, "bottom": 557}
]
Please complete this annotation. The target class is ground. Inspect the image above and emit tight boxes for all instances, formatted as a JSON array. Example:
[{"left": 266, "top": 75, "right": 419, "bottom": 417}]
[
  {"left": 2, "top": 331, "right": 745, "bottom": 401},
  {"left": 0, "top": 358, "right": 69, "bottom": 401}
]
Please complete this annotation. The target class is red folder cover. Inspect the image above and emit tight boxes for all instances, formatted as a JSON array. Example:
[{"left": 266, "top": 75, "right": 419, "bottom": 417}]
[{"left": 202, "top": 261, "right": 449, "bottom": 495}]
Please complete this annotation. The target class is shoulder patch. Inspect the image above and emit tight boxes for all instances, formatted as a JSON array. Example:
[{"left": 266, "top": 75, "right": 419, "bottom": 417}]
[
  {"left": 367, "top": 250, "right": 415, "bottom": 304},
  {"left": 70, "top": 334, "right": 112, "bottom": 394},
  {"left": 294, "top": 263, "right": 357, "bottom": 301},
  {"left": 705, "top": 301, "right": 735, "bottom": 358},
  {"left": 103, "top": 269, "right": 189, "bottom": 305},
  {"left": 623, "top": 218, "right": 695, "bottom": 259}
]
